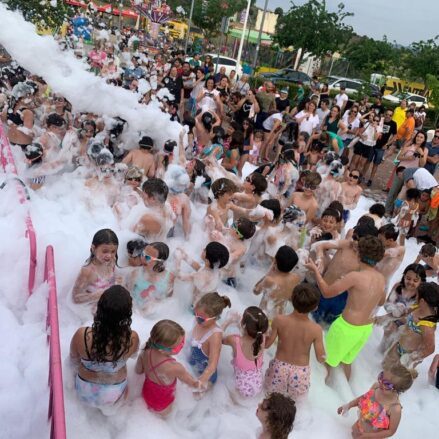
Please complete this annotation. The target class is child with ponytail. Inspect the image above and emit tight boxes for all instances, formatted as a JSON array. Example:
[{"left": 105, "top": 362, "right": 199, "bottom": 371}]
[{"left": 223, "top": 306, "right": 269, "bottom": 398}]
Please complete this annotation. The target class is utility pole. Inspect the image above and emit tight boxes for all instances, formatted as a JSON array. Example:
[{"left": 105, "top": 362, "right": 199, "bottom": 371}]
[
  {"left": 184, "top": 0, "right": 195, "bottom": 55},
  {"left": 236, "top": 0, "right": 252, "bottom": 70},
  {"left": 252, "top": 0, "right": 269, "bottom": 70}
]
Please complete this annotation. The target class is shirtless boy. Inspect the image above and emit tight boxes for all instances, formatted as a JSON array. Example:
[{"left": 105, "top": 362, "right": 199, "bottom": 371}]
[
  {"left": 288, "top": 171, "right": 321, "bottom": 224},
  {"left": 231, "top": 172, "right": 268, "bottom": 212},
  {"left": 311, "top": 222, "right": 379, "bottom": 325},
  {"left": 122, "top": 136, "right": 156, "bottom": 178},
  {"left": 415, "top": 243, "right": 439, "bottom": 278},
  {"left": 306, "top": 236, "right": 386, "bottom": 380},
  {"left": 340, "top": 169, "right": 363, "bottom": 222},
  {"left": 134, "top": 178, "right": 175, "bottom": 240},
  {"left": 206, "top": 178, "right": 238, "bottom": 230},
  {"left": 376, "top": 224, "right": 405, "bottom": 290},
  {"left": 254, "top": 245, "right": 301, "bottom": 318},
  {"left": 264, "top": 283, "right": 325, "bottom": 400}
]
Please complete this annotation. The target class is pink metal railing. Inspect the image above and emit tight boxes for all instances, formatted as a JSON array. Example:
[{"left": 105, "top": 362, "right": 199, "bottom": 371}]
[
  {"left": 45, "top": 245, "right": 67, "bottom": 439},
  {"left": 0, "top": 123, "right": 37, "bottom": 293}
]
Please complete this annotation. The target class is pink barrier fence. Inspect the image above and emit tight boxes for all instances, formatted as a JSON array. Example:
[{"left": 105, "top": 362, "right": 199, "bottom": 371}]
[
  {"left": 45, "top": 245, "right": 67, "bottom": 439},
  {"left": 0, "top": 123, "right": 37, "bottom": 294}
]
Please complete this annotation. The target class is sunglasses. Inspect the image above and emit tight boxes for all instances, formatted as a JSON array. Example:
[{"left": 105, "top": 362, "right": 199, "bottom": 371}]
[
  {"left": 126, "top": 177, "right": 141, "bottom": 182},
  {"left": 303, "top": 183, "right": 317, "bottom": 190},
  {"left": 434, "top": 134, "right": 439, "bottom": 139},
  {"left": 99, "top": 167, "right": 114, "bottom": 174},
  {"left": 349, "top": 173, "right": 360, "bottom": 180},
  {"left": 351, "top": 110, "right": 358, "bottom": 114}
]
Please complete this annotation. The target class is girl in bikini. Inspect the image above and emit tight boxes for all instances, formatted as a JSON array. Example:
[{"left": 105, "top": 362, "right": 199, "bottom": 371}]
[
  {"left": 128, "top": 242, "right": 174, "bottom": 312},
  {"left": 136, "top": 320, "right": 199, "bottom": 415},
  {"left": 222, "top": 306, "right": 269, "bottom": 398},
  {"left": 72, "top": 229, "right": 122, "bottom": 305},
  {"left": 338, "top": 365, "right": 416, "bottom": 438},
  {"left": 382, "top": 282, "right": 439, "bottom": 371},
  {"left": 189, "top": 292, "right": 231, "bottom": 390}
]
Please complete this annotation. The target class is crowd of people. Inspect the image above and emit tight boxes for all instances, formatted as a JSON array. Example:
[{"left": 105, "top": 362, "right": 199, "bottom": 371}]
[{"left": 1, "top": 15, "right": 439, "bottom": 439}]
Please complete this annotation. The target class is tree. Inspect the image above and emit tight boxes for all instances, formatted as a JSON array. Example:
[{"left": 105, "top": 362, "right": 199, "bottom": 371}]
[
  {"left": 344, "top": 36, "right": 400, "bottom": 78},
  {"left": 426, "top": 74, "right": 439, "bottom": 126},
  {"left": 4, "top": 0, "right": 72, "bottom": 29},
  {"left": 274, "top": 7, "right": 284, "bottom": 17},
  {"left": 404, "top": 38, "right": 439, "bottom": 82},
  {"left": 275, "top": 0, "right": 354, "bottom": 65}
]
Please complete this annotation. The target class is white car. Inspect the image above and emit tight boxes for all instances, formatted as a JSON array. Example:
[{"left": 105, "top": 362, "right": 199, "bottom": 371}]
[
  {"left": 383, "top": 92, "right": 428, "bottom": 108},
  {"left": 186, "top": 54, "right": 243, "bottom": 77},
  {"left": 327, "top": 77, "right": 363, "bottom": 94}
]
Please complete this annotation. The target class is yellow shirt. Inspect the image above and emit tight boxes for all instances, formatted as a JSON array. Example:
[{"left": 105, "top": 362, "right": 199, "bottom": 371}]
[{"left": 392, "top": 106, "right": 406, "bottom": 130}]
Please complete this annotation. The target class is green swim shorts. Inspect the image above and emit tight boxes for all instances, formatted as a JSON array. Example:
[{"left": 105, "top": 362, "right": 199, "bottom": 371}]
[{"left": 325, "top": 315, "right": 373, "bottom": 367}]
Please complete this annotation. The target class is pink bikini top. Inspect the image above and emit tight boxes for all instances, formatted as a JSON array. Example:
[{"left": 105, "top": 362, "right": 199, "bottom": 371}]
[{"left": 233, "top": 335, "right": 263, "bottom": 372}]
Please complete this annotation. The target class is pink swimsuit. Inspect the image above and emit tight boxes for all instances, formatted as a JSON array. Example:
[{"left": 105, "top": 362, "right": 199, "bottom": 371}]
[
  {"left": 87, "top": 265, "right": 115, "bottom": 295},
  {"left": 232, "top": 335, "right": 264, "bottom": 398},
  {"left": 142, "top": 350, "right": 176, "bottom": 412}
]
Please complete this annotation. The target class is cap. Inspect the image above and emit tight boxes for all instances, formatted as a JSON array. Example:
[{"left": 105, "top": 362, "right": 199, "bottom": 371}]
[{"left": 280, "top": 88, "right": 289, "bottom": 94}]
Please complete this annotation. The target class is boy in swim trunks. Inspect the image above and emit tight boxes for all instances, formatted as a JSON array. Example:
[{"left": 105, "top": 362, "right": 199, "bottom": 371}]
[
  {"left": 306, "top": 235, "right": 386, "bottom": 381},
  {"left": 264, "top": 283, "right": 325, "bottom": 400}
]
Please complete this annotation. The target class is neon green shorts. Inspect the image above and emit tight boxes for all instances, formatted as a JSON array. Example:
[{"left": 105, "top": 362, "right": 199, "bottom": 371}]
[{"left": 325, "top": 315, "right": 373, "bottom": 367}]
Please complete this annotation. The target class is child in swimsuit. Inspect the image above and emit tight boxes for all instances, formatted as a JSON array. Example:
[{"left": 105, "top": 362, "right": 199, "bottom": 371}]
[
  {"left": 72, "top": 229, "right": 121, "bottom": 305},
  {"left": 136, "top": 320, "right": 199, "bottom": 415},
  {"left": 382, "top": 282, "right": 438, "bottom": 371},
  {"left": 338, "top": 365, "right": 416, "bottom": 437},
  {"left": 175, "top": 241, "right": 229, "bottom": 305},
  {"left": 189, "top": 292, "right": 231, "bottom": 389},
  {"left": 127, "top": 242, "right": 174, "bottom": 312},
  {"left": 256, "top": 393, "right": 296, "bottom": 439},
  {"left": 222, "top": 307, "right": 269, "bottom": 398},
  {"left": 264, "top": 284, "right": 325, "bottom": 401},
  {"left": 376, "top": 264, "right": 426, "bottom": 352}
]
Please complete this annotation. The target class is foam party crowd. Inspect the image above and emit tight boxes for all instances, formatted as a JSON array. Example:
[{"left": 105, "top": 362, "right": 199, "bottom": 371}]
[{"left": 0, "top": 3, "right": 438, "bottom": 439}]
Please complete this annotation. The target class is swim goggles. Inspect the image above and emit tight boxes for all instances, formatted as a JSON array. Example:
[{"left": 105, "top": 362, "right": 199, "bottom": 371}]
[
  {"left": 194, "top": 312, "right": 217, "bottom": 325},
  {"left": 232, "top": 222, "right": 244, "bottom": 240},
  {"left": 153, "top": 337, "right": 185, "bottom": 355},
  {"left": 378, "top": 371, "right": 396, "bottom": 392}
]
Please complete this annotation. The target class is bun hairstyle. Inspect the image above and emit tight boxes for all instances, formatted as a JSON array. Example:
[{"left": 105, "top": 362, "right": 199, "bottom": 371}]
[
  {"left": 196, "top": 292, "right": 231, "bottom": 318},
  {"left": 148, "top": 242, "right": 169, "bottom": 272},
  {"left": 145, "top": 319, "right": 184, "bottom": 350},
  {"left": 241, "top": 307, "right": 269, "bottom": 365}
]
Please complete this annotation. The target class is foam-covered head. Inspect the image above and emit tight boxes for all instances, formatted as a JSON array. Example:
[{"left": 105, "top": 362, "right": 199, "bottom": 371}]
[
  {"left": 11, "top": 82, "right": 35, "bottom": 100},
  {"left": 87, "top": 141, "right": 104, "bottom": 161},
  {"left": 164, "top": 164, "right": 190, "bottom": 193},
  {"left": 282, "top": 204, "right": 306, "bottom": 228},
  {"left": 24, "top": 142, "right": 43, "bottom": 161},
  {"left": 95, "top": 148, "right": 114, "bottom": 166}
]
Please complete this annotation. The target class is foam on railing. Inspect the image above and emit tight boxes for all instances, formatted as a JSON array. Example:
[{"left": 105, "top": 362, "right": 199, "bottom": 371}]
[
  {"left": 0, "top": 122, "right": 37, "bottom": 294},
  {"left": 45, "top": 245, "right": 67, "bottom": 439}
]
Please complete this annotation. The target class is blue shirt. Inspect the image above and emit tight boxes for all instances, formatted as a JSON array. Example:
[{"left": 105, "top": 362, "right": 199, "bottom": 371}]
[{"left": 425, "top": 142, "right": 439, "bottom": 174}]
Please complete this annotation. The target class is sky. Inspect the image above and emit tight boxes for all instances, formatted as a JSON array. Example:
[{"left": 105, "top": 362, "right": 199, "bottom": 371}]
[{"left": 256, "top": 0, "right": 439, "bottom": 46}]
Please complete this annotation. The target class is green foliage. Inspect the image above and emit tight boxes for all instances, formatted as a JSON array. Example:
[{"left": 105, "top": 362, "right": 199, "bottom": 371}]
[
  {"left": 404, "top": 38, "right": 439, "bottom": 82},
  {"left": 426, "top": 74, "right": 439, "bottom": 125},
  {"left": 4, "top": 0, "right": 72, "bottom": 29},
  {"left": 344, "top": 36, "right": 399, "bottom": 78},
  {"left": 275, "top": 1, "right": 354, "bottom": 58}
]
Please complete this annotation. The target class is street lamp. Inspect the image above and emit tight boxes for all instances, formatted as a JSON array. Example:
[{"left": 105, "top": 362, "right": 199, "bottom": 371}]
[{"left": 236, "top": 0, "right": 252, "bottom": 71}]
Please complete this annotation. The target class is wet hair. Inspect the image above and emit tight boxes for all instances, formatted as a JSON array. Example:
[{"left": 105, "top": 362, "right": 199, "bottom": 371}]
[
  {"left": 90, "top": 286, "right": 133, "bottom": 364},
  {"left": 190, "top": 158, "right": 209, "bottom": 184},
  {"left": 211, "top": 178, "right": 238, "bottom": 199},
  {"left": 260, "top": 199, "right": 281, "bottom": 221},
  {"left": 81, "top": 120, "right": 96, "bottom": 137},
  {"left": 369, "top": 203, "right": 386, "bottom": 217},
  {"left": 388, "top": 365, "right": 417, "bottom": 393},
  {"left": 46, "top": 113, "right": 66, "bottom": 128},
  {"left": 292, "top": 283, "right": 320, "bottom": 313},
  {"left": 205, "top": 241, "right": 229, "bottom": 269},
  {"left": 141, "top": 178, "right": 169, "bottom": 204},
  {"left": 196, "top": 292, "right": 231, "bottom": 318},
  {"left": 212, "top": 126, "right": 225, "bottom": 144},
  {"left": 147, "top": 242, "right": 169, "bottom": 273},
  {"left": 24, "top": 142, "right": 43, "bottom": 163},
  {"left": 303, "top": 171, "right": 322, "bottom": 187},
  {"left": 378, "top": 223, "right": 399, "bottom": 241},
  {"left": 321, "top": 208, "right": 340, "bottom": 223},
  {"left": 396, "top": 263, "right": 426, "bottom": 295},
  {"left": 275, "top": 245, "right": 298, "bottom": 273},
  {"left": 201, "top": 111, "right": 214, "bottom": 130},
  {"left": 229, "top": 130, "right": 244, "bottom": 150},
  {"left": 235, "top": 217, "right": 256, "bottom": 240},
  {"left": 358, "top": 236, "right": 385, "bottom": 266},
  {"left": 417, "top": 282, "right": 439, "bottom": 322},
  {"left": 241, "top": 306, "right": 269, "bottom": 365},
  {"left": 420, "top": 243, "right": 436, "bottom": 257},
  {"left": 139, "top": 135, "right": 154, "bottom": 150},
  {"left": 144, "top": 319, "right": 184, "bottom": 350},
  {"left": 86, "top": 229, "right": 119, "bottom": 265},
  {"left": 126, "top": 238, "right": 147, "bottom": 258},
  {"left": 356, "top": 215, "right": 376, "bottom": 229},
  {"left": 247, "top": 172, "right": 267, "bottom": 195},
  {"left": 261, "top": 393, "right": 296, "bottom": 439},
  {"left": 406, "top": 188, "right": 421, "bottom": 201},
  {"left": 327, "top": 201, "right": 343, "bottom": 222}
]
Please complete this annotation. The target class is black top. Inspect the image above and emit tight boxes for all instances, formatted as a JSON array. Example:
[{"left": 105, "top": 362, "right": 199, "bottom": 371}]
[
  {"left": 276, "top": 97, "right": 290, "bottom": 112},
  {"left": 375, "top": 120, "right": 397, "bottom": 149}
]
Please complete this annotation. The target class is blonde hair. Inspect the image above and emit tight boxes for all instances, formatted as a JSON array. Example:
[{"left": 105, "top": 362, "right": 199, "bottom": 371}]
[
  {"left": 145, "top": 319, "right": 184, "bottom": 350},
  {"left": 196, "top": 292, "right": 231, "bottom": 317},
  {"left": 390, "top": 365, "right": 418, "bottom": 393}
]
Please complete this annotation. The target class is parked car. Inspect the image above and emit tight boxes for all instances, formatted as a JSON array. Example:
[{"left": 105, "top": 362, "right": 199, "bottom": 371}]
[
  {"left": 186, "top": 54, "right": 243, "bottom": 77},
  {"left": 382, "top": 91, "right": 428, "bottom": 108},
  {"left": 327, "top": 77, "right": 381, "bottom": 97},
  {"left": 257, "top": 69, "right": 311, "bottom": 86}
]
